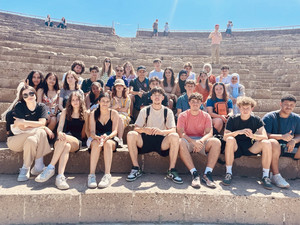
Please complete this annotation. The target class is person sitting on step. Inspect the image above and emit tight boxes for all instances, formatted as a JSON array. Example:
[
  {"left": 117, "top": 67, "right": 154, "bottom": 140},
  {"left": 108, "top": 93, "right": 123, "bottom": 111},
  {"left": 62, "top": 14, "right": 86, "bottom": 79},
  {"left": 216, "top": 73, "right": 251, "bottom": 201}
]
[
  {"left": 35, "top": 91, "right": 88, "bottom": 190},
  {"left": 221, "top": 96, "right": 273, "bottom": 190},
  {"left": 177, "top": 93, "right": 221, "bottom": 189},
  {"left": 262, "top": 94, "right": 300, "bottom": 188},
  {"left": 126, "top": 87, "right": 183, "bottom": 184}
]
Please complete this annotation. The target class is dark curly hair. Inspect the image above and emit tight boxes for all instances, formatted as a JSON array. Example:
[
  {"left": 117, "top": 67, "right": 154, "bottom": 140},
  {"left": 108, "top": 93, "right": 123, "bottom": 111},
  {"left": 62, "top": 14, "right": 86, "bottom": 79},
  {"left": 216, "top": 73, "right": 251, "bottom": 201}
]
[
  {"left": 42, "top": 73, "right": 59, "bottom": 96},
  {"left": 26, "top": 70, "right": 44, "bottom": 90},
  {"left": 71, "top": 60, "right": 85, "bottom": 74}
]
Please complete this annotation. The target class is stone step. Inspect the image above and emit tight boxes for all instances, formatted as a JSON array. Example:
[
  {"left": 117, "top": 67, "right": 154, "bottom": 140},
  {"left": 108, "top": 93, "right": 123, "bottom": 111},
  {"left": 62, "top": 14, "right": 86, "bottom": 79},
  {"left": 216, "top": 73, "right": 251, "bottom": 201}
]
[
  {"left": 1, "top": 144, "right": 300, "bottom": 179},
  {"left": 0, "top": 173, "right": 300, "bottom": 224}
]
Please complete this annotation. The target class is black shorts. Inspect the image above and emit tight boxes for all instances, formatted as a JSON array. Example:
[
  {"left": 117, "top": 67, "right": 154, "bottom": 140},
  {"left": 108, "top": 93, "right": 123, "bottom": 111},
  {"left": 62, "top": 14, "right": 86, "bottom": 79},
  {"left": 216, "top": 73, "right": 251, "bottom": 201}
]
[
  {"left": 234, "top": 140, "right": 258, "bottom": 158},
  {"left": 280, "top": 143, "right": 300, "bottom": 159},
  {"left": 138, "top": 133, "right": 169, "bottom": 157}
]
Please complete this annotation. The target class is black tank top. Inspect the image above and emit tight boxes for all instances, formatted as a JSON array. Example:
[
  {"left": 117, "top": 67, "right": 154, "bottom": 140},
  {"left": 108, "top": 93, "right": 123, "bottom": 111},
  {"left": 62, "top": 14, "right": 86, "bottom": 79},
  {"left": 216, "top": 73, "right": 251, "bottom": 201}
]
[
  {"left": 63, "top": 118, "right": 85, "bottom": 140},
  {"left": 96, "top": 110, "right": 113, "bottom": 136}
]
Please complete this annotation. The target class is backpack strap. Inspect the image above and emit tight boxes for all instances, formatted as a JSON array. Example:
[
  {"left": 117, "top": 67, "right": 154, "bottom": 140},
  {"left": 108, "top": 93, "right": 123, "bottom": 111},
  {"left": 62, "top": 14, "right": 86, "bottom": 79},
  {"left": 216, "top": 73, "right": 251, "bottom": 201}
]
[{"left": 145, "top": 106, "right": 168, "bottom": 126}]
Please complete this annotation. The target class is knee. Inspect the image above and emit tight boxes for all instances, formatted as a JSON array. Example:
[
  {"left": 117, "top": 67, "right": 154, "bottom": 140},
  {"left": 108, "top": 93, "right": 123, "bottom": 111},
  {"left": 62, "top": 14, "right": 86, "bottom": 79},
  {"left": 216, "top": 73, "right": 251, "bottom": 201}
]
[
  {"left": 90, "top": 140, "right": 100, "bottom": 151},
  {"left": 64, "top": 143, "right": 71, "bottom": 152},
  {"left": 103, "top": 140, "right": 113, "bottom": 150},
  {"left": 209, "top": 138, "right": 221, "bottom": 148},
  {"left": 25, "top": 136, "right": 38, "bottom": 147},
  {"left": 269, "top": 139, "right": 281, "bottom": 153},
  {"left": 261, "top": 140, "right": 272, "bottom": 151},
  {"left": 226, "top": 136, "right": 236, "bottom": 145},
  {"left": 213, "top": 118, "right": 223, "bottom": 127},
  {"left": 168, "top": 133, "right": 179, "bottom": 143},
  {"left": 127, "top": 131, "right": 138, "bottom": 141}
]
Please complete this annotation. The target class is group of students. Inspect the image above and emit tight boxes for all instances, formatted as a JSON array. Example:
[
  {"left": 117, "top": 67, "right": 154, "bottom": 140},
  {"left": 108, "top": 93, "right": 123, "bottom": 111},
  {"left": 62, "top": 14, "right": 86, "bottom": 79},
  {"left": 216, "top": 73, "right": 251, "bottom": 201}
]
[{"left": 3, "top": 57, "right": 300, "bottom": 191}]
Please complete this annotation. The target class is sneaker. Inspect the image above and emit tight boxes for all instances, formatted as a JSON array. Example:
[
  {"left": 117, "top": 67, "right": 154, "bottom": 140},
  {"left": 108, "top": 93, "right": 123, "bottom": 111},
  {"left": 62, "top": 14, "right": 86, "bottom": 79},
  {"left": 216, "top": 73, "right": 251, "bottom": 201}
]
[
  {"left": 35, "top": 167, "right": 55, "bottom": 183},
  {"left": 30, "top": 166, "right": 44, "bottom": 176},
  {"left": 88, "top": 174, "right": 97, "bottom": 188},
  {"left": 222, "top": 173, "right": 233, "bottom": 186},
  {"left": 202, "top": 171, "right": 216, "bottom": 189},
  {"left": 55, "top": 175, "right": 69, "bottom": 190},
  {"left": 114, "top": 137, "right": 123, "bottom": 148},
  {"left": 98, "top": 174, "right": 112, "bottom": 188},
  {"left": 261, "top": 176, "right": 273, "bottom": 190},
  {"left": 167, "top": 168, "right": 183, "bottom": 184},
  {"left": 126, "top": 166, "right": 143, "bottom": 182},
  {"left": 191, "top": 171, "right": 201, "bottom": 189},
  {"left": 271, "top": 174, "right": 290, "bottom": 189},
  {"left": 17, "top": 168, "right": 30, "bottom": 182}
]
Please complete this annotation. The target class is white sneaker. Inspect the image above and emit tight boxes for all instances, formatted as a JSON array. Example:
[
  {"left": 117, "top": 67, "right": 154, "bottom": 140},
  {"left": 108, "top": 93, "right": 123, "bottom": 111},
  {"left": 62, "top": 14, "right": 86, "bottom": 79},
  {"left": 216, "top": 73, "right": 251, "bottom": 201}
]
[
  {"left": 98, "top": 174, "right": 112, "bottom": 188},
  {"left": 35, "top": 167, "right": 55, "bottom": 183},
  {"left": 17, "top": 168, "right": 30, "bottom": 182},
  {"left": 88, "top": 174, "right": 97, "bottom": 188},
  {"left": 55, "top": 175, "right": 69, "bottom": 190},
  {"left": 271, "top": 173, "right": 290, "bottom": 188},
  {"left": 31, "top": 165, "right": 45, "bottom": 176}
]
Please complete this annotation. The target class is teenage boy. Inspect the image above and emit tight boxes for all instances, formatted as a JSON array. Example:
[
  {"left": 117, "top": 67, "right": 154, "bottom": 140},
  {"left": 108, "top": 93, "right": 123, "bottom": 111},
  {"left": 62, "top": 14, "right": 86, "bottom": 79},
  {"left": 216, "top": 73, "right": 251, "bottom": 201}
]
[
  {"left": 126, "top": 87, "right": 183, "bottom": 184},
  {"left": 105, "top": 65, "right": 129, "bottom": 91},
  {"left": 262, "top": 94, "right": 300, "bottom": 188},
  {"left": 216, "top": 65, "right": 231, "bottom": 84},
  {"left": 140, "top": 77, "right": 168, "bottom": 108},
  {"left": 62, "top": 60, "right": 85, "bottom": 87},
  {"left": 177, "top": 93, "right": 221, "bottom": 189},
  {"left": 149, "top": 59, "right": 164, "bottom": 80},
  {"left": 208, "top": 24, "right": 222, "bottom": 65},
  {"left": 81, "top": 66, "right": 104, "bottom": 95},
  {"left": 222, "top": 96, "right": 273, "bottom": 190},
  {"left": 129, "top": 66, "right": 150, "bottom": 120},
  {"left": 177, "top": 79, "right": 196, "bottom": 115}
]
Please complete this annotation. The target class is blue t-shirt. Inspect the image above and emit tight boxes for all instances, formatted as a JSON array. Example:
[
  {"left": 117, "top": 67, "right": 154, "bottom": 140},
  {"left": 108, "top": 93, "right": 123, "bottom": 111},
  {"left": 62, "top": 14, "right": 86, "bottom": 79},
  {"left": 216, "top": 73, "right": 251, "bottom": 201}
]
[
  {"left": 106, "top": 75, "right": 129, "bottom": 90},
  {"left": 206, "top": 98, "right": 233, "bottom": 113},
  {"left": 262, "top": 111, "right": 300, "bottom": 144},
  {"left": 177, "top": 93, "right": 204, "bottom": 112}
]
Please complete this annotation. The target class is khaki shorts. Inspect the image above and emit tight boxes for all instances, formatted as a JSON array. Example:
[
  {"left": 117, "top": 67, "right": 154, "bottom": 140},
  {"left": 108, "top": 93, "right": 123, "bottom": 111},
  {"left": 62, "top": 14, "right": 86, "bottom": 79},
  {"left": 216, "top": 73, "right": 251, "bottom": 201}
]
[{"left": 182, "top": 136, "right": 207, "bottom": 155}]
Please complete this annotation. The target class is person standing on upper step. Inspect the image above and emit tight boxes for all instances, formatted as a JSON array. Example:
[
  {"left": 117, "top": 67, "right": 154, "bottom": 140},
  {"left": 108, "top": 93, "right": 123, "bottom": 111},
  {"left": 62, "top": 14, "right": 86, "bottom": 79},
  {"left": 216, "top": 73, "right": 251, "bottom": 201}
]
[
  {"left": 126, "top": 87, "right": 183, "bottom": 184},
  {"left": 61, "top": 60, "right": 85, "bottom": 88},
  {"left": 262, "top": 94, "right": 300, "bottom": 188},
  {"left": 149, "top": 58, "right": 164, "bottom": 80},
  {"left": 164, "top": 22, "right": 169, "bottom": 36},
  {"left": 216, "top": 65, "right": 232, "bottom": 84},
  {"left": 221, "top": 96, "right": 273, "bottom": 190},
  {"left": 177, "top": 93, "right": 221, "bottom": 189},
  {"left": 208, "top": 24, "right": 222, "bottom": 65},
  {"left": 152, "top": 19, "right": 159, "bottom": 37},
  {"left": 7, "top": 85, "right": 54, "bottom": 182}
]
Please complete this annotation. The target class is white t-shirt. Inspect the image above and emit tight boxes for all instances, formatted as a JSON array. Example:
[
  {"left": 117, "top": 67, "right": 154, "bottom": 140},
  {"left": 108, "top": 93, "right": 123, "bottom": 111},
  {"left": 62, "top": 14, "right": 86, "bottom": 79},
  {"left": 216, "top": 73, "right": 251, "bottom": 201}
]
[
  {"left": 135, "top": 105, "right": 175, "bottom": 130},
  {"left": 149, "top": 69, "right": 164, "bottom": 80},
  {"left": 216, "top": 75, "right": 232, "bottom": 84}
]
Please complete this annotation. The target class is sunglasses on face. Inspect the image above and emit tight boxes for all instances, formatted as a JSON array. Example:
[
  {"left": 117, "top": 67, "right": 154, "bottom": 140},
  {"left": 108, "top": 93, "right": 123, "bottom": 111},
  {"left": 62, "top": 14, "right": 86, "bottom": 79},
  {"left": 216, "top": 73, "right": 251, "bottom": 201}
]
[
  {"left": 105, "top": 60, "right": 111, "bottom": 63},
  {"left": 23, "top": 91, "right": 35, "bottom": 99},
  {"left": 116, "top": 69, "right": 124, "bottom": 72}
]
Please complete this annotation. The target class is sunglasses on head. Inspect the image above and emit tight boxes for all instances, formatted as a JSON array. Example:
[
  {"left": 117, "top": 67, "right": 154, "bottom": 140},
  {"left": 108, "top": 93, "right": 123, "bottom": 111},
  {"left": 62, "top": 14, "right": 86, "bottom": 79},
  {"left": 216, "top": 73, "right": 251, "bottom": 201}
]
[{"left": 23, "top": 91, "right": 35, "bottom": 99}]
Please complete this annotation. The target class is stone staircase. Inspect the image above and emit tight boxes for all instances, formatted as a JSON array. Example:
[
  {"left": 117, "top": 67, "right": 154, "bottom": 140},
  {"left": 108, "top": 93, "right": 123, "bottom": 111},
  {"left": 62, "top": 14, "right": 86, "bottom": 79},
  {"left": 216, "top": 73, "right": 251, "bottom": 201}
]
[{"left": 0, "top": 11, "right": 300, "bottom": 224}]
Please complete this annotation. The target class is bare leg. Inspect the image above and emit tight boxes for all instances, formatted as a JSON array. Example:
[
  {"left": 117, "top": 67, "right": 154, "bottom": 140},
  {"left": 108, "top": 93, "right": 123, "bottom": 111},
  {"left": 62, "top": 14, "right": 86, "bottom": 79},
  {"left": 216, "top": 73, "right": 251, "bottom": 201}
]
[
  {"left": 179, "top": 138, "right": 195, "bottom": 170},
  {"left": 224, "top": 136, "right": 238, "bottom": 167},
  {"left": 205, "top": 138, "right": 221, "bottom": 169},
  {"left": 270, "top": 139, "right": 281, "bottom": 175},
  {"left": 90, "top": 140, "right": 102, "bottom": 174},
  {"left": 103, "top": 140, "right": 116, "bottom": 174},
  {"left": 161, "top": 133, "right": 180, "bottom": 169},
  {"left": 127, "top": 131, "right": 143, "bottom": 167},
  {"left": 48, "top": 116, "right": 57, "bottom": 131},
  {"left": 117, "top": 117, "right": 124, "bottom": 139},
  {"left": 58, "top": 143, "right": 71, "bottom": 175},
  {"left": 212, "top": 118, "right": 223, "bottom": 133},
  {"left": 249, "top": 140, "right": 272, "bottom": 169}
]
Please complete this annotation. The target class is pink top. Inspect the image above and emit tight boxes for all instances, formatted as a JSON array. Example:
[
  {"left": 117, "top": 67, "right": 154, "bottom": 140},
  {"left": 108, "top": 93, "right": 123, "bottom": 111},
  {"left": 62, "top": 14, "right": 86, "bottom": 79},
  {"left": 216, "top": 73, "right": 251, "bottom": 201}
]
[
  {"left": 209, "top": 31, "right": 222, "bottom": 45},
  {"left": 177, "top": 109, "right": 212, "bottom": 137}
]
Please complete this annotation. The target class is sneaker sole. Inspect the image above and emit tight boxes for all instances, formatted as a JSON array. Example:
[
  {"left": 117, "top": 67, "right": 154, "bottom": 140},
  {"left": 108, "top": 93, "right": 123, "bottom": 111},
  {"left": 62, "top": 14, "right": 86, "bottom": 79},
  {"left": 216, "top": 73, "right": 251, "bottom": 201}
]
[
  {"left": 17, "top": 177, "right": 29, "bottom": 182},
  {"left": 35, "top": 174, "right": 54, "bottom": 183},
  {"left": 262, "top": 184, "right": 273, "bottom": 190},
  {"left": 201, "top": 179, "right": 217, "bottom": 189},
  {"left": 126, "top": 173, "right": 143, "bottom": 182},
  {"left": 221, "top": 181, "right": 231, "bottom": 186},
  {"left": 191, "top": 184, "right": 201, "bottom": 189},
  {"left": 167, "top": 175, "right": 183, "bottom": 184}
]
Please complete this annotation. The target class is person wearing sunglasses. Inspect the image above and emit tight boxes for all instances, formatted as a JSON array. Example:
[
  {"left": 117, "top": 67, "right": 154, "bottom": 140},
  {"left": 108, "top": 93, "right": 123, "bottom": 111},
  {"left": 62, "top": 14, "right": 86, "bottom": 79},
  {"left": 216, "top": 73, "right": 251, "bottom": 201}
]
[
  {"left": 105, "top": 65, "right": 129, "bottom": 92},
  {"left": 100, "top": 57, "right": 116, "bottom": 85},
  {"left": 7, "top": 85, "right": 54, "bottom": 182}
]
